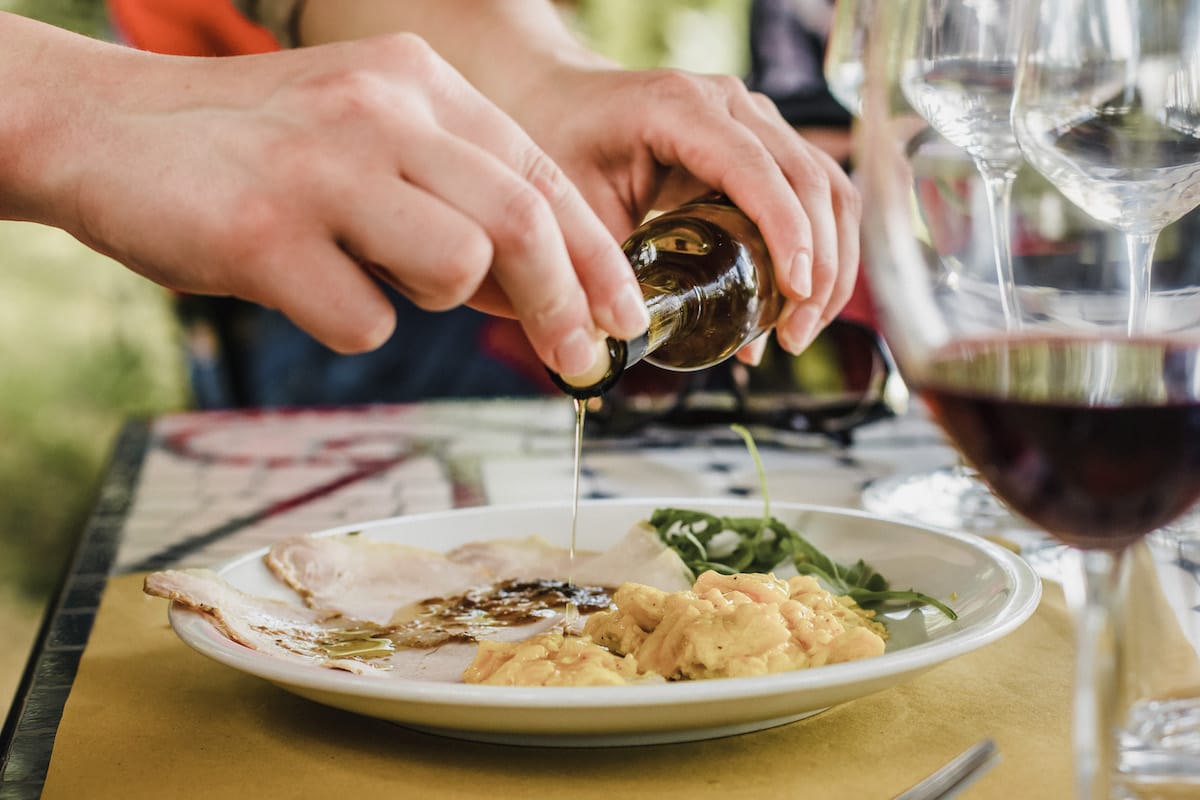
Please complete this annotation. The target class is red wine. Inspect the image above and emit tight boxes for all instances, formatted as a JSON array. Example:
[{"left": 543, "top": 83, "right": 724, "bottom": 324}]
[{"left": 919, "top": 337, "right": 1200, "bottom": 549}]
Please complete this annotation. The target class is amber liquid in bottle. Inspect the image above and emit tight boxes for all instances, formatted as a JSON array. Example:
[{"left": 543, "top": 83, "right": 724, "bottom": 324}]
[{"left": 551, "top": 195, "right": 783, "bottom": 398}]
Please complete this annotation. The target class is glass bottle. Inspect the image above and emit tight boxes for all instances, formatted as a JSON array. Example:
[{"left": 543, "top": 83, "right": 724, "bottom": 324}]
[{"left": 551, "top": 194, "right": 783, "bottom": 398}]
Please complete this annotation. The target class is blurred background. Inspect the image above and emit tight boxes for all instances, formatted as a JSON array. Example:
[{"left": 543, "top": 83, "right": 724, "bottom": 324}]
[{"left": 0, "top": 0, "right": 754, "bottom": 719}]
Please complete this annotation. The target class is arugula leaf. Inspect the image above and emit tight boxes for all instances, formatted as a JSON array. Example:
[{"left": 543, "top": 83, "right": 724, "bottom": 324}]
[{"left": 648, "top": 425, "right": 957, "bottom": 621}]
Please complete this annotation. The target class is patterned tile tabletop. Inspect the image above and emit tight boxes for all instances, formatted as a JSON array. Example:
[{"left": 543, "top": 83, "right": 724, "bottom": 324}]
[{"left": 4, "top": 399, "right": 1200, "bottom": 797}]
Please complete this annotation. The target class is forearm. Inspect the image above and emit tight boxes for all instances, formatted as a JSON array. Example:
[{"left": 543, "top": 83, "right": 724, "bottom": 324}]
[
  {"left": 0, "top": 13, "right": 115, "bottom": 225},
  {"left": 297, "top": 0, "right": 612, "bottom": 113}
]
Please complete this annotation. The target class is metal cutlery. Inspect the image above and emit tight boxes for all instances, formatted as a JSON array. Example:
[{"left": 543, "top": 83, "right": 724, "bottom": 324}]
[{"left": 892, "top": 739, "right": 1001, "bottom": 800}]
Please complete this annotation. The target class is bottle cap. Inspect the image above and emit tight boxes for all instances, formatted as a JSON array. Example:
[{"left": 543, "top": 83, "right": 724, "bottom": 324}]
[{"left": 547, "top": 338, "right": 629, "bottom": 399}]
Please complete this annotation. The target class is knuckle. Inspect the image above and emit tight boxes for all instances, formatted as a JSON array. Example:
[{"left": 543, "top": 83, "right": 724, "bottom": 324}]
[
  {"left": 730, "top": 141, "right": 777, "bottom": 177},
  {"left": 518, "top": 148, "right": 570, "bottom": 207},
  {"left": 317, "top": 69, "right": 390, "bottom": 122},
  {"left": 527, "top": 290, "right": 576, "bottom": 334},
  {"left": 645, "top": 69, "right": 708, "bottom": 106},
  {"left": 415, "top": 231, "right": 493, "bottom": 310},
  {"left": 711, "top": 73, "right": 751, "bottom": 99},
  {"left": 841, "top": 177, "right": 864, "bottom": 218},
  {"left": 748, "top": 89, "right": 783, "bottom": 117},
  {"left": 219, "top": 192, "right": 289, "bottom": 275},
  {"left": 797, "top": 163, "right": 833, "bottom": 199},
  {"left": 494, "top": 182, "right": 554, "bottom": 253},
  {"left": 370, "top": 32, "right": 441, "bottom": 80}
]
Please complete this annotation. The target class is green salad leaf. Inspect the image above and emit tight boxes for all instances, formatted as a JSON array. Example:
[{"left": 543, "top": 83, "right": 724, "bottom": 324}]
[{"left": 649, "top": 425, "right": 957, "bottom": 621}]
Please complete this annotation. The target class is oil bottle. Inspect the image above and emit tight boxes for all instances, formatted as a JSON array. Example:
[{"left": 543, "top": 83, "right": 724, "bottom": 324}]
[{"left": 551, "top": 194, "right": 783, "bottom": 398}]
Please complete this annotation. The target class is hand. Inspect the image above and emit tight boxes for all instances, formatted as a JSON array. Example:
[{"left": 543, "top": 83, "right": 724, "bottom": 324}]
[
  {"left": 506, "top": 65, "right": 863, "bottom": 362},
  {"left": 7, "top": 19, "right": 649, "bottom": 378},
  {"left": 294, "top": 0, "right": 862, "bottom": 363}
]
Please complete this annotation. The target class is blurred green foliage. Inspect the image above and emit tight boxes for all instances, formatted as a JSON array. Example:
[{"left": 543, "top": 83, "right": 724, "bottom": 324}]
[
  {"left": 571, "top": 0, "right": 750, "bottom": 73},
  {"left": 0, "top": 222, "right": 189, "bottom": 596},
  {"left": 0, "top": 0, "right": 108, "bottom": 36}
]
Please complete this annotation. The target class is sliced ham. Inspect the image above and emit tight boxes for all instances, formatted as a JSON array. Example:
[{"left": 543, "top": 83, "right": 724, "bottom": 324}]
[{"left": 144, "top": 568, "right": 389, "bottom": 675}]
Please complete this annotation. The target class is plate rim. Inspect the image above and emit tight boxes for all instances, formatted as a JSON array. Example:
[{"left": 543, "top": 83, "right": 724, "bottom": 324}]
[{"left": 166, "top": 498, "right": 1042, "bottom": 710}]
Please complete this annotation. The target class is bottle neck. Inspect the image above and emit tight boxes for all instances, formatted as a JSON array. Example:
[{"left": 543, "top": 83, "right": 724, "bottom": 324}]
[
  {"left": 548, "top": 290, "right": 689, "bottom": 399},
  {"left": 621, "top": 291, "right": 687, "bottom": 369}
]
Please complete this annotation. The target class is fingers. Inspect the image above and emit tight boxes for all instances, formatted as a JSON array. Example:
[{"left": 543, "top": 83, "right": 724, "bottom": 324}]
[
  {"left": 287, "top": 39, "right": 648, "bottom": 376},
  {"left": 421, "top": 140, "right": 604, "bottom": 377},
  {"left": 641, "top": 83, "right": 817, "bottom": 302},
  {"left": 239, "top": 239, "right": 397, "bottom": 354},
  {"left": 331, "top": 175, "right": 495, "bottom": 311},
  {"left": 432, "top": 81, "right": 649, "bottom": 344},
  {"left": 516, "top": 149, "right": 650, "bottom": 341},
  {"left": 736, "top": 335, "right": 769, "bottom": 366},
  {"left": 773, "top": 151, "right": 861, "bottom": 351},
  {"left": 637, "top": 72, "right": 862, "bottom": 353},
  {"left": 735, "top": 91, "right": 862, "bottom": 352},
  {"left": 334, "top": 109, "right": 626, "bottom": 378}
]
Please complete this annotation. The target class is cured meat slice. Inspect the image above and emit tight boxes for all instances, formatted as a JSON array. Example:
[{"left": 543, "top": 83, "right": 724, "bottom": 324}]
[
  {"left": 265, "top": 535, "right": 489, "bottom": 625},
  {"left": 144, "top": 569, "right": 391, "bottom": 675}
]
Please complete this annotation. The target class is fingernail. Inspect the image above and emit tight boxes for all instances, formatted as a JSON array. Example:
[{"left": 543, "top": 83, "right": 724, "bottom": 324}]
[
  {"left": 738, "top": 336, "right": 768, "bottom": 366},
  {"left": 780, "top": 304, "right": 822, "bottom": 354},
  {"left": 611, "top": 283, "right": 650, "bottom": 337},
  {"left": 790, "top": 252, "right": 813, "bottom": 298},
  {"left": 556, "top": 330, "right": 611, "bottom": 386}
]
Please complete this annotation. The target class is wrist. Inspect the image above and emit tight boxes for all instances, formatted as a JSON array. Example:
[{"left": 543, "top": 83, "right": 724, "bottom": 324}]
[
  {"left": 297, "top": 0, "right": 615, "bottom": 114},
  {"left": 0, "top": 14, "right": 83, "bottom": 223},
  {"left": 0, "top": 14, "right": 145, "bottom": 230}
]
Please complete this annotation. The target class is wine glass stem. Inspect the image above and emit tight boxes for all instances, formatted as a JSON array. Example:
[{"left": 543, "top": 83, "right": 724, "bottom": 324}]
[
  {"left": 979, "top": 166, "right": 1023, "bottom": 331},
  {"left": 1062, "top": 547, "right": 1127, "bottom": 800},
  {"left": 1123, "top": 232, "right": 1157, "bottom": 335}
]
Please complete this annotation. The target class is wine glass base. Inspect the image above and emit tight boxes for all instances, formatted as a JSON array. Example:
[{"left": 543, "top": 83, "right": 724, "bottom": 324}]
[
  {"left": 861, "top": 466, "right": 1021, "bottom": 533},
  {"left": 1151, "top": 506, "right": 1200, "bottom": 548},
  {"left": 1120, "top": 699, "right": 1200, "bottom": 794}
]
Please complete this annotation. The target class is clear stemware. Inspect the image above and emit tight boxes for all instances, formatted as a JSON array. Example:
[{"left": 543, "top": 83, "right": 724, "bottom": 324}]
[
  {"left": 1012, "top": 0, "right": 1200, "bottom": 337},
  {"left": 1013, "top": 0, "right": 1200, "bottom": 792},
  {"left": 825, "top": 0, "right": 1020, "bottom": 535},
  {"left": 898, "top": 0, "right": 1026, "bottom": 328},
  {"left": 860, "top": 1, "right": 1200, "bottom": 797}
]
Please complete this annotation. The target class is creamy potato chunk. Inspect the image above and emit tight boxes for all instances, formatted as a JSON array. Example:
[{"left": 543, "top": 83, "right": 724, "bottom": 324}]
[
  {"left": 584, "top": 571, "right": 886, "bottom": 680},
  {"left": 463, "top": 632, "right": 643, "bottom": 686},
  {"left": 463, "top": 571, "right": 887, "bottom": 686}
]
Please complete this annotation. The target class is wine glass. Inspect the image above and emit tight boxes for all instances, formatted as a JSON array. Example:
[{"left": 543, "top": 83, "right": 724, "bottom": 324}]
[
  {"left": 1013, "top": 0, "right": 1200, "bottom": 791},
  {"left": 898, "top": 0, "right": 1026, "bottom": 327},
  {"left": 824, "top": 0, "right": 872, "bottom": 117},
  {"left": 1011, "top": 0, "right": 1200, "bottom": 336},
  {"left": 824, "top": 0, "right": 1022, "bottom": 536},
  {"left": 859, "top": 1, "right": 1200, "bottom": 797}
]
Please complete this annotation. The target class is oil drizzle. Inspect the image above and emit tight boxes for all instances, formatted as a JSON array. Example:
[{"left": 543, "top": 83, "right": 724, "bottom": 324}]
[
  {"left": 565, "top": 397, "right": 587, "bottom": 630},
  {"left": 320, "top": 629, "right": 396, "bottom": 660}
]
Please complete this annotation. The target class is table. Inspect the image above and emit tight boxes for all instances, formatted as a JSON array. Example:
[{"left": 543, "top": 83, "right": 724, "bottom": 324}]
[{"left": 2, "top": 399, "right": 1197, "bottom": 798}]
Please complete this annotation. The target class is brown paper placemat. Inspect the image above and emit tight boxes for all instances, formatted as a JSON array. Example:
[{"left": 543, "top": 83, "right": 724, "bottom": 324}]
[{"left": 40, "top": 572, "right": 1083, "bottom": 800}]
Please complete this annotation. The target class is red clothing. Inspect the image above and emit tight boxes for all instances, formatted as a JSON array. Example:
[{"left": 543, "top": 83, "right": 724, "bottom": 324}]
[{"left": 107, "top": 0, "right": 279, "bottom": 56}]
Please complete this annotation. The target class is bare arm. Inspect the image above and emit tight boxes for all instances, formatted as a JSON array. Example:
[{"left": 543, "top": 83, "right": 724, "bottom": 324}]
[{"left": 0, "top": 11, "right": 649, "bottom": 379}]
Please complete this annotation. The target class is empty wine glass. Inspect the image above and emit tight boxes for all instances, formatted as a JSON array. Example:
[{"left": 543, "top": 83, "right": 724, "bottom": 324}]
[
  {"left": 860, "top": 3, "right": 1200, "bottom": 799},
  {"left": 899, "top": 0, "right": 1025, "bottom": 326},
  {"left": 824, "top": 0, "right": 871, "bottom": 116},
  {"left": 1012, "top": 0, "right": 1200, "bottom": 336},
  {"left": 825, "top": 0, "right": 1021, "bottom": 535}
]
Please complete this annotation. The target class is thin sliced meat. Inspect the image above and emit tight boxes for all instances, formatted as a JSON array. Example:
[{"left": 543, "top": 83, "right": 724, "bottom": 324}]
[
  {"left": 144, "top": 569, "right": 388, "bottom": 675},
  {"left": 265, "top": 534, "right": 490, "bottom": 625},
  {"left": 573, "top": 524, "right": 694, "bottom": 592},
  {"left": 445, "top": 535, "right": 588, "bottom": 580}
]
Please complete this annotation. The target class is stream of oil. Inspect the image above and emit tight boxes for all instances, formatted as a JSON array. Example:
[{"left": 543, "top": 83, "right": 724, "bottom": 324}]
[{"left": 564, "top": 397, "right": 587, "bottom": 631}]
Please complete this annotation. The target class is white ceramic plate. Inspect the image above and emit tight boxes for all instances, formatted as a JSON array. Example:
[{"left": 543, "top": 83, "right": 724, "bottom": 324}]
[{"left": 168, "top": 498, "right": 1041, "bottom": 747}]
